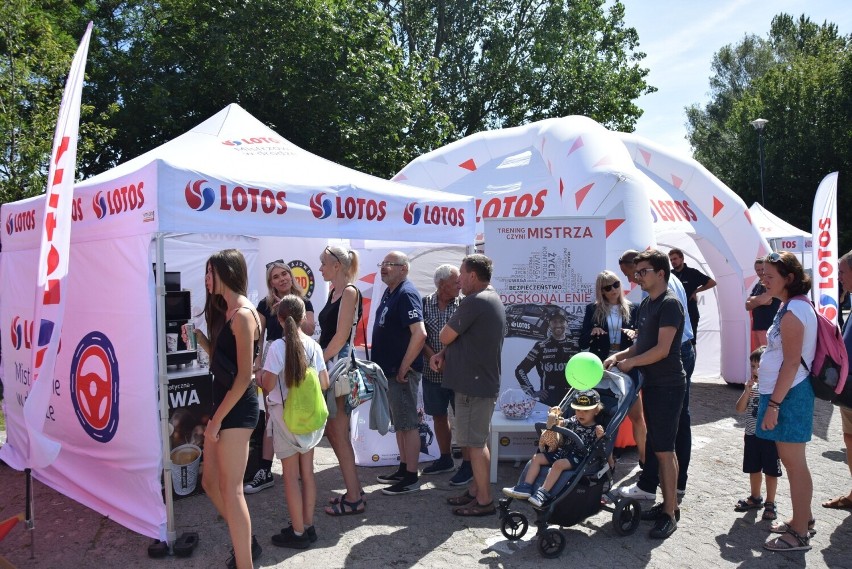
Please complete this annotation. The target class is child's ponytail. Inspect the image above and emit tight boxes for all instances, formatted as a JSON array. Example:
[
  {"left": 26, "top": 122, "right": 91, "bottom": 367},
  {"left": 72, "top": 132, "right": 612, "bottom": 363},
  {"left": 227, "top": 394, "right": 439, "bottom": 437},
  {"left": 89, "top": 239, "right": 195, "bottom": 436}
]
[{"left": 276, "top": 295, "right": 307, "bottom": 388}]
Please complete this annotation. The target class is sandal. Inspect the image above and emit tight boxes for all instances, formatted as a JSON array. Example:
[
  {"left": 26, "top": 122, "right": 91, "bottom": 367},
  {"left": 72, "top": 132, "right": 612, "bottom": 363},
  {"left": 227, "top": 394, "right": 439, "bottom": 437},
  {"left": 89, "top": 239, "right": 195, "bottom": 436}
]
[
  {"left": 761, "top": 502, "right": 777, "bottom": 521},
  {"left": 447, "top": 491, "right": 477, "bottom": 506},
  {"left": 770, "top": 518, "right": 816, "bottom": 537},
  {"left": 734, "top": 495, "right": 763, "bottom": 512},
  {"left": 324, "top": 497, "right": 365, "bottom": 516},
  {"left": 763, "top": 527, "right": 811, "bottom": 552},
  {"left": 822, "top": 495, "right": 852, "bottom": 509},
  {"left": 452, "top": 501, "right": 496, "bottom": 517},
  {"left": 328, "top": 490, "right": 366, "bottom": 506}
]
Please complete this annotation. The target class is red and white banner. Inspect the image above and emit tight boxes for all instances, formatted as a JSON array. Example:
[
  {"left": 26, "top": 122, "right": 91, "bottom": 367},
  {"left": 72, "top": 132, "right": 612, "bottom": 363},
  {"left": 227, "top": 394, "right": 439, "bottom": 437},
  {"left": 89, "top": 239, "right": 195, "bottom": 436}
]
[
  {"left": 812, "top": 172, "right": 840, "bottom": 324},
  {"left": 23, "top": 22, "right": 93, "bottom": 469}
]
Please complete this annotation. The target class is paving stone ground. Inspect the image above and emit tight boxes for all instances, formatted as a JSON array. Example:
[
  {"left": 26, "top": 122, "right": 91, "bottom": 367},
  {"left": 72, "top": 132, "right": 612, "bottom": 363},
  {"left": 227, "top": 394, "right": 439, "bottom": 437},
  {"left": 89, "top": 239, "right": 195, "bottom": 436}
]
[{"left": 1, "top": 376, "right": 850, "bottom": 569}]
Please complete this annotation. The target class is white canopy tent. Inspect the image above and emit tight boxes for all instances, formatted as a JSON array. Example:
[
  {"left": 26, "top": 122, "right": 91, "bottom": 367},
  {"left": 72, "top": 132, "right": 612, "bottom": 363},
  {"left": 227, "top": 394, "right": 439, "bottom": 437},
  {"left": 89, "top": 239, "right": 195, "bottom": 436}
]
[
  {"left": 748, "top": 202, "right": 813, "bottom": 264},
  {"left": 394, "top": 116, "right": 771, "bottom": 384},
  {"left": 0, "top": 104, "right": 474, "bottom": 542}
]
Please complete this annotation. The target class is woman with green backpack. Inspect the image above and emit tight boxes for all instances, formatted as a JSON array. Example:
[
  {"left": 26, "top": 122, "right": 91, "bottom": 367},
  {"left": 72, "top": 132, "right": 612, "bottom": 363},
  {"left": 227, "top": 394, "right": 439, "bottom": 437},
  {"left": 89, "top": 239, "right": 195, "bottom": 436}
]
[{"left": 260, "top": 295, "right": 329, "bottom": 549}]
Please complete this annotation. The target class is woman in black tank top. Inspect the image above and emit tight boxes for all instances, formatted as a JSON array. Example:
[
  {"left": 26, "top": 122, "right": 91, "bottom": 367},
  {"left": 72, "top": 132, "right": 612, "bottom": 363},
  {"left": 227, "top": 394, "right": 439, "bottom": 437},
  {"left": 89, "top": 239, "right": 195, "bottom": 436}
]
[
  {"left": 317, "top": 245, "right": 366, "bottom": 516},
  {"left": 188, "top": 249, "right": 261, "bottom": 569}
]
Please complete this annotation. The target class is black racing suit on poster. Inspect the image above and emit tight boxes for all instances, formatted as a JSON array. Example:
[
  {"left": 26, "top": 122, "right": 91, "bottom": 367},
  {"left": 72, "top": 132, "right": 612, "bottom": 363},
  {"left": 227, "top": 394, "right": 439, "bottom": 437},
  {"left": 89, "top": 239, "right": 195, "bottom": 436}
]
[{"left": 515, "top": 335, "right": 573, "bottom": 407}]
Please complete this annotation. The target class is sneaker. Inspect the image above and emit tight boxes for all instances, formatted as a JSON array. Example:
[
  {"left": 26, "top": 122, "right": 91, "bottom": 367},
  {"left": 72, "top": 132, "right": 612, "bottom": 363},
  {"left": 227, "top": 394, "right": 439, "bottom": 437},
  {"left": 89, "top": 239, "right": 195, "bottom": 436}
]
[
  {"left": 649, "top": 513, "right": 678, "bottom": 539},
  {"left": 502, "top": 482, "right": 534, "bottom": 500},
  {"left": 280, "top": 524, "right": 317, "bottom": 543},
  {"left": 618, "top": 483, "right": 656, "bottom": 500},
  {"left": 422, "top": 457, "right": 455, "bottom": 475},
  {"left": 449, "top": 463, "right": 473, "bottom": 486},
  {"left": 640, "top": 503, "right": 681, "bottom": 522},
  {"left": 225, "top": 535, "right": 262, "bottom": 568},
  {"left": 529, "top": 488, "right": 551, "bottom": 508},
  {"left": 376, "top": 466, "right": 406, "bottom": 484},
  {"left": 271, "top": 526, "right": 311, "bottom": 549},
  {"left": 381, "top": 476, "right": 421, "bottom": 496},
  {"left": 244, "top": 469, "right": 274, "bottom": 494}
]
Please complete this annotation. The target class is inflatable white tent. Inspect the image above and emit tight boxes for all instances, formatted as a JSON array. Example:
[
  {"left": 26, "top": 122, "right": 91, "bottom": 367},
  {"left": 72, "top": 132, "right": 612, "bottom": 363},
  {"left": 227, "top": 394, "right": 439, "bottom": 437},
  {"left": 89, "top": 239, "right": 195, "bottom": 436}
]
[
  {"left": 394, "top": 117, "right": 771, "bottom": 384},
  {"left": 748, "top": 202, "right": 813, "bottom": 261},
  {"left": 0, "top": 104, "right": 475, "bottom": 541}
]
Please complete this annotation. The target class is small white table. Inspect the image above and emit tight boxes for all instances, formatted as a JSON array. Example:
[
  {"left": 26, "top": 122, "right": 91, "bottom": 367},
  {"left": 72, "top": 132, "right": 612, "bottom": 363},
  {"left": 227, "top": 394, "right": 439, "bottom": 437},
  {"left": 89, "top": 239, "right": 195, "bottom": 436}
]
[{"left": 489, "top": 404, "right": 550, "bottom": 483}]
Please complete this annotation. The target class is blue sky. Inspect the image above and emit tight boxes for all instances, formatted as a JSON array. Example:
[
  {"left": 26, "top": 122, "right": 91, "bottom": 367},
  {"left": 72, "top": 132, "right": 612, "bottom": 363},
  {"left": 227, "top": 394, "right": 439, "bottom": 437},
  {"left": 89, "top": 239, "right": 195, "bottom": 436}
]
[{"left": 619, "top": 0, "right": 852, "bottom": 156}]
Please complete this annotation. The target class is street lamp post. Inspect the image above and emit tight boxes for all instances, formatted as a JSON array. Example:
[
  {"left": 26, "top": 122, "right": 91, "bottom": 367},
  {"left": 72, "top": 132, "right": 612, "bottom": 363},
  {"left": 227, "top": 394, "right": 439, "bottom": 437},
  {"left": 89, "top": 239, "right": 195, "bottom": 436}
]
[{"left": 750, "top": 118, "right": 768, "bottom": 206}]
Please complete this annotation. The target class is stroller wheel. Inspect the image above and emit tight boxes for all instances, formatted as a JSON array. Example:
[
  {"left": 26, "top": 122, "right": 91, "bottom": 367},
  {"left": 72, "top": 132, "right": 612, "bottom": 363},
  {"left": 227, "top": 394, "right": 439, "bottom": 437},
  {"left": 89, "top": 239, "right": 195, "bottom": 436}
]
[
  {"left": 500, "top": 511, "right": 528, "bottom": 541},
  {"left": 613, "top": 498, "right": 641, "bottom": 536},
  {"left": 537, "top": 528, "right": 566, "bottom": 558}
]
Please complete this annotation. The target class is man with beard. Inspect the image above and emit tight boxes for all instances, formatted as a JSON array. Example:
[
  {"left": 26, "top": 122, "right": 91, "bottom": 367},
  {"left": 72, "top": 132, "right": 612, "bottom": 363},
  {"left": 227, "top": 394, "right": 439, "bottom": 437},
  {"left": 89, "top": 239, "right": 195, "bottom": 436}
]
[{"left": 515, "top": 312, "right": 573, "bottom": 406}]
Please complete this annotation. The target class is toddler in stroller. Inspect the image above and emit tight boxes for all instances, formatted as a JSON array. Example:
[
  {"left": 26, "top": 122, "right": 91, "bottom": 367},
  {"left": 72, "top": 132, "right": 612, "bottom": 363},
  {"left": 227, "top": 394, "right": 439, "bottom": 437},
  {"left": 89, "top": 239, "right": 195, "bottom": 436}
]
[
  {"left": 503, "top": 390, "right": 604, "bottom": 508},
  {"left": 497, "top": 369, "right": 643, "bottom": 558}
]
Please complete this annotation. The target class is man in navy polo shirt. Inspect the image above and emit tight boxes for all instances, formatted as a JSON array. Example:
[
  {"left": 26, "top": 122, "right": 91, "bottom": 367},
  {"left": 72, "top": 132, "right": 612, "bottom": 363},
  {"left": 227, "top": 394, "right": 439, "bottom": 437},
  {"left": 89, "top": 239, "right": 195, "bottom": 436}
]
[{"left": 372, "top": 251, "right": 427, "bottom": 496}]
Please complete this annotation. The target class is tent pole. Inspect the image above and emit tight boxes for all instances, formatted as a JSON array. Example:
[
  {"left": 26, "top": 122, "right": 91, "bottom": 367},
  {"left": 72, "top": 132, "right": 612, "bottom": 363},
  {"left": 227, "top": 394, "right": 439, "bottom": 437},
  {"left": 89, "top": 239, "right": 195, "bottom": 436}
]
[{"left": 154, "top": 233, "right": 177, "bottom": 549}]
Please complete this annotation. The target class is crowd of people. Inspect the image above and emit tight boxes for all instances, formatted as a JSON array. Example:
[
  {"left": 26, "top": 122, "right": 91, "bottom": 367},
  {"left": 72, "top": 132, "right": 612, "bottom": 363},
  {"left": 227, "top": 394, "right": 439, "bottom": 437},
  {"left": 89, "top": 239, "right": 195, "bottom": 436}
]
[{"left": 186, "top": 244, "right": 852, "bottom": 567}]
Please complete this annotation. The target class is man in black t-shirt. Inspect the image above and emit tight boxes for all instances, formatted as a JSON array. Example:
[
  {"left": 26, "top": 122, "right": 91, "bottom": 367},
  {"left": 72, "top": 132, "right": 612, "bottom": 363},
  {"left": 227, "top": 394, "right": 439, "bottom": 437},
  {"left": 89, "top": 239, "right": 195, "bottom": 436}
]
[
  {"left": 605, "top": 249, "right": 685, "bottom": 540},
  {"left": 745, "top": 258, "right": 781, "bottom": 351},
  {"left": 515, "top": 313, "right": 572, "bottom": 406},
  {"left": 668, "top": 248, "right": 715, "bottom": 346}
]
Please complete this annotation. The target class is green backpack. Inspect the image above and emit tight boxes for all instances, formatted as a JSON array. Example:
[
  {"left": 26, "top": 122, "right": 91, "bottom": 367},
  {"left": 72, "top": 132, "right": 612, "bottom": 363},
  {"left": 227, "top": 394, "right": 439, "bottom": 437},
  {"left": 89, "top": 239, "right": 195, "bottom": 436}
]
[{"left": 282, "top": 342, "right": 328, "bottom": 435}]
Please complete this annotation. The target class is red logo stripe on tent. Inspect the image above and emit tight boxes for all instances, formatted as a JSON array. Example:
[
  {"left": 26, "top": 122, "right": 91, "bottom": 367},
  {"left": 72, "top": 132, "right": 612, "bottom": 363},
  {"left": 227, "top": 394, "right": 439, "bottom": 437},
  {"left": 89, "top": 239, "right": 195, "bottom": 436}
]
[
  {"left": 459, "top": 159, "right": 476, "bottom": 171},
  {"left": 567, "top": 137, "right": 584, "bottom": 156},
  {"left": 671, "top": 175, "right": 683, "bottom": 189},
  {"left": 606, "top": 219, "right": 625, "bottom": 237},
  {"left": 574, "top": 183, "right": 594, "bottom": 209},
  {"left": 639, "top": 148, "right": 652, "bottom": 166},
  {"left": 712, "top": 196, "right": 724, "bottom": 217}
]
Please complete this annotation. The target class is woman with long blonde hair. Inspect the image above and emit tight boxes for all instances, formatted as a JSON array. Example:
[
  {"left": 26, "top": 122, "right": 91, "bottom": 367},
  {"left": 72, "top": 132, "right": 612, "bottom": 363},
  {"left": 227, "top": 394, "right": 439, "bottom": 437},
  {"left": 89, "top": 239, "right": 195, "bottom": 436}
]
[{"left": 317, "top": 245, "right": 365, "bottom": 515}]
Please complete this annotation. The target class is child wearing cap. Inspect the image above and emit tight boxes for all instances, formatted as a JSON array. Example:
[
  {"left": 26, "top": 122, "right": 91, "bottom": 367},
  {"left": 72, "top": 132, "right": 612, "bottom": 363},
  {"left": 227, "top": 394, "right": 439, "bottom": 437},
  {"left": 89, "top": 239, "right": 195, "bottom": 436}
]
[{"left": 503, "top": 390, "right": 605, "bottom": 507}]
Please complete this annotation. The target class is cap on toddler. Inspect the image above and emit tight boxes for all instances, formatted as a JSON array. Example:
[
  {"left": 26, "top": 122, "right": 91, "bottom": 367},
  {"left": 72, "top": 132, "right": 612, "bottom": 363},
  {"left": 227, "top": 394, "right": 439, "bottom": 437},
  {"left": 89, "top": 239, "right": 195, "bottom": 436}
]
[{"left": 570, "top": 390, "right": 601, "bottom": 410}]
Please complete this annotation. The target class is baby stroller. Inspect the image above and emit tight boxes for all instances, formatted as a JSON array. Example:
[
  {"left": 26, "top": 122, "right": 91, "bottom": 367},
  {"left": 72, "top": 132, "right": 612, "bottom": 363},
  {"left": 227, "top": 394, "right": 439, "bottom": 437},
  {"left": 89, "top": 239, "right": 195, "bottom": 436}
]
[{"left": 497, "top": 369, "right": 644, "bottom": 558}]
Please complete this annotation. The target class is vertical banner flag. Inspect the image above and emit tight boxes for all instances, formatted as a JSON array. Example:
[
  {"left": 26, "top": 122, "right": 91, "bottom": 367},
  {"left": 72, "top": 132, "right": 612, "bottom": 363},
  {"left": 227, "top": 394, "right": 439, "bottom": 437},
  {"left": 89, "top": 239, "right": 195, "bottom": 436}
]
[
  {"left": 23, "top": 21, "right": 94, "bottom": 469},
  {"left": 811, "top": 172, "right": 840, "bottom": 324}
]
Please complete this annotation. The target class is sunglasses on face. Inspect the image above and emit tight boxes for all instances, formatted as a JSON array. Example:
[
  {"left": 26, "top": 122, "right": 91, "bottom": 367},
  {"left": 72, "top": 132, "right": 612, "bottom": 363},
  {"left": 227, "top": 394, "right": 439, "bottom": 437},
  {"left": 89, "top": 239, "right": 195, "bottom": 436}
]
[
  {"left": 265, "top": 259, "right": 285, "bottom": 270},
  {"left": 377, "top": 261, "right": 405, "bottom": 268},
  {"left": 634, "top": 268, "right": 654, "bottom": 279},
  {"left": 602, "top": 281, "right": 621, "bottom": 292}
]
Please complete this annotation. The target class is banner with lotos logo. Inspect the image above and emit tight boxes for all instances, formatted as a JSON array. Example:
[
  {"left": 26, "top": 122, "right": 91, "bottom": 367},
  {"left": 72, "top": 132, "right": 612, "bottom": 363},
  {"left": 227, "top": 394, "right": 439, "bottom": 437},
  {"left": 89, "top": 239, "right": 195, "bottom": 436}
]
[
  {"left": 812, "top": 172, "right": 840, "bottom": 324},
  {"left": 0, "top": 234, "right": 165, "bottom": 538}
]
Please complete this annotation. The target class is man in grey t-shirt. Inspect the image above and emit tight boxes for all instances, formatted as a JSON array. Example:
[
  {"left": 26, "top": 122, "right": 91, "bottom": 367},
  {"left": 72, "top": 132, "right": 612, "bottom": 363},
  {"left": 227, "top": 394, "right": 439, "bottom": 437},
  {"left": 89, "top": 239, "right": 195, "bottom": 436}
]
[{"left": 430, "top": 254, "right": 505, "bottom": 516}]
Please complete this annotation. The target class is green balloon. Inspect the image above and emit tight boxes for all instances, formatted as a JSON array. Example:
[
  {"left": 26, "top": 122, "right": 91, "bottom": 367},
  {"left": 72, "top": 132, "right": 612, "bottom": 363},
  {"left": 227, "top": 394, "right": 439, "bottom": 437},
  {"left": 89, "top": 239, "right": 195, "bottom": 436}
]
[{"left": 565, "top": 352, "right": 604, "bottom": 390}]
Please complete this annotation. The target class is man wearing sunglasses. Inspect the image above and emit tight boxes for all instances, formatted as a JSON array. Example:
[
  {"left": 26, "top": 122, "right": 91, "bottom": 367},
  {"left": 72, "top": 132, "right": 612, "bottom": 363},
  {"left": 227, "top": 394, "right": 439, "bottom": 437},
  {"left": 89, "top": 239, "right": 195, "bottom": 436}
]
[{"left": 607, "top": 249, "right": 686, "bottom": 539}]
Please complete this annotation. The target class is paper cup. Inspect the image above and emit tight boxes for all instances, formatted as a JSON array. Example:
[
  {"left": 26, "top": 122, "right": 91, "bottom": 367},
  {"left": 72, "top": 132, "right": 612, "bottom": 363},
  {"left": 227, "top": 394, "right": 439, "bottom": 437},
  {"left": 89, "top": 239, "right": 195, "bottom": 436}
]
[
  {"left": 166, "top": 333, "right": 179, "bottom": 353},
  {"left": 170, "top": 443, "right": 202, "bottom": 496}
]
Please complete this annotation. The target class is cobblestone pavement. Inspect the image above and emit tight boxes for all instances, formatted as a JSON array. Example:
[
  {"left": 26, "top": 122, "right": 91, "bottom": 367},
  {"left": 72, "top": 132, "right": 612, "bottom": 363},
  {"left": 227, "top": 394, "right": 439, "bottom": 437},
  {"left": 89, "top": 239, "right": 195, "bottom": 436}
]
[{"left": 1, "top": 377, "right": 850, "bottom": 568}]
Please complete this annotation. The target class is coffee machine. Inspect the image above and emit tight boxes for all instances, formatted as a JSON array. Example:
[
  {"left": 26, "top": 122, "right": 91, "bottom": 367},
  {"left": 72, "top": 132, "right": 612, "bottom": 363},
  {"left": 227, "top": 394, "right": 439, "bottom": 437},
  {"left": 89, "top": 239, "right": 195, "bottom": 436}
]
[{"left": 157, "top": 268, "right": 197, "bottom": 367}]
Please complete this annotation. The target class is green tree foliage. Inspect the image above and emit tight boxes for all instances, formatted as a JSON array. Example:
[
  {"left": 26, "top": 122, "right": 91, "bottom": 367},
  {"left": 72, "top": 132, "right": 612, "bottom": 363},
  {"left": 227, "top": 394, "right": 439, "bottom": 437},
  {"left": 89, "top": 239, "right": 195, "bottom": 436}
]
[
  {"left": 380, "top": 0, "right": 655, "bottom": 137},
  {"left": 686, "top": 14, "right": 852, "bottom": 250},
  {"left": 1, "top": 0, "right": 653, "bottom": 205}
]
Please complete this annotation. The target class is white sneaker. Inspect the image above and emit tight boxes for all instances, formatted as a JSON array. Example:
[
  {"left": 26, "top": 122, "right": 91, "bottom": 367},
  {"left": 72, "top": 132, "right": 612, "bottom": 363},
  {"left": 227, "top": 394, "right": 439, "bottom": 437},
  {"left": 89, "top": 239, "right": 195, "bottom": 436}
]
[{"left": 617, "top": 483, "right": 656, "bottom": 500}]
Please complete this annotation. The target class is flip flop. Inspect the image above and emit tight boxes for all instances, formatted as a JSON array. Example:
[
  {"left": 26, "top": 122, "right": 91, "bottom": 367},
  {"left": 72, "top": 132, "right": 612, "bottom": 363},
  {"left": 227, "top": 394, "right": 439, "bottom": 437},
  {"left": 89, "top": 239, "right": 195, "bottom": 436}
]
[
  {"left": 453, "top": 501, "right": 496, "bottom": 517},
  {"left": 446, "top": 491, "right": 476, "bottom": 506},
  {"left": 325, "top": 497, "right": 365, "bottom": 516},
  {"left": 822, "top": 495, "right": 852, "bottom": 509}
]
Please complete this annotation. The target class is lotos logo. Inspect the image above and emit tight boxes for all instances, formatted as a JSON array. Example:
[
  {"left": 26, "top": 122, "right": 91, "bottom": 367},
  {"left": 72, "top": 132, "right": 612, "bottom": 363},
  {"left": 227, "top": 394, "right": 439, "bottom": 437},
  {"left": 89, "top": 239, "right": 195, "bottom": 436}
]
[
  {"left": 475, "top": 189, "right": 547, "bottom": 223},
  {"left": 815, "top": 217, "right": 837, "bottom": 321},
  {"left": 403, "top": 202, "right": 465, "bottom": 226},
  {"left": 70, "top": 331, "right": 120, "bottom": 443},
  {"left": 10, "top": 316, "right": 34, "bottom": 350},
  {"left": 819, "top": 294, "right": 838, "bottom": 323},
  {"left": 310, "top": 193, "right": 333, "bottom": 219},
  {"left": 221, "top": 136, "right": 281, "bottom": 146},
  {"left": 310, "top": 193, "right": 386, "bottom": 221},
  {"left": 650, "top": 199, "right": 697, "bottom": 223},
  {"left": 92, "top": 182, "right": 146, "bottom": 220},
  {"left": 5, "top": 209, "right": 37, "bottom": 235},
  {"left": 288, "top": 260, "right": 316, "bottom": 298},
  {"left": 184, "top": 180, "right": 216, "bottom": 211}
]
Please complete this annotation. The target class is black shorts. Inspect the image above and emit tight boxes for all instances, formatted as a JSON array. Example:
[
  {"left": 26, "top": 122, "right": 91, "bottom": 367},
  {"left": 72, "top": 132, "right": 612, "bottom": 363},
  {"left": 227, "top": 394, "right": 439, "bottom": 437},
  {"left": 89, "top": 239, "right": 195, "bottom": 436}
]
[
  {"left": 217, "top": 387, "right": 260, "bottom": 431},
  {"left": 742, "top": 434, "right": 782, "bottom": 477},
  {"left": 642, "top": 384, "right": 685, "bottom": 453}
]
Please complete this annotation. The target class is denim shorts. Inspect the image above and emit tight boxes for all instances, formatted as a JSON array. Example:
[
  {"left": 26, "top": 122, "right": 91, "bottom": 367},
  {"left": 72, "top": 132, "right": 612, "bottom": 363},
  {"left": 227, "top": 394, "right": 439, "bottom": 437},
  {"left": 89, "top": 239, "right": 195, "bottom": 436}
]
[
  {"left": 422, "top": 379, "right": 454, "bottom": 417},
  {"left": 388, "top": 370, "right": 421, "bottom": 431},
  {"left": 755, "top": 379, "right": 814, "bottom": 443}
]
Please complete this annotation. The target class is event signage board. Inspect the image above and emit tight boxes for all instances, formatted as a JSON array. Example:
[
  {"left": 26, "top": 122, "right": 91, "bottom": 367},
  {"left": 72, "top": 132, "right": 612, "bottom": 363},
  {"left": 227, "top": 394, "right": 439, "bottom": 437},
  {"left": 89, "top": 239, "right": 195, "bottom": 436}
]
[{"left": 485, "top": 216, "right": 606, "bottom": 404}]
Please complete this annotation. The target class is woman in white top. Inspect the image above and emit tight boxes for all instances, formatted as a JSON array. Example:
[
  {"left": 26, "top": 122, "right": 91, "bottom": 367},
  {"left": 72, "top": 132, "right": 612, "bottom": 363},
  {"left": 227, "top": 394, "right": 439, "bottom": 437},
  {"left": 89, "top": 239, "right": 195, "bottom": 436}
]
[
  {"left": 261, "top": 295, "right": 329, "bottom": 548},
  {"left": 757, "top": 251, "right": 817, "bottom": 552}
]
